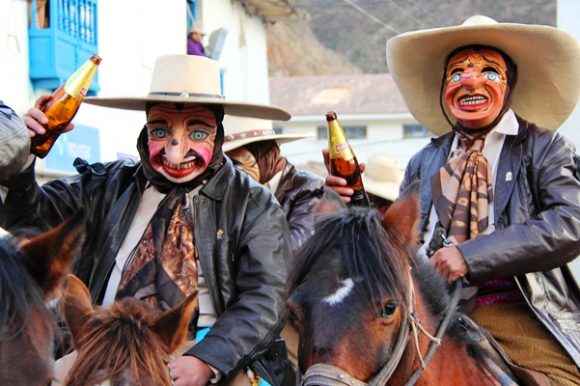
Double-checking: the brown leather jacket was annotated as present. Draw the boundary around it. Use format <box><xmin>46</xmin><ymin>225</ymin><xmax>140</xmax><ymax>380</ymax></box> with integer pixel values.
<box><xmin>400</xmin><ymin>116</ymin><xmax>580</xmax><ymax>367</ymax></box>
<box><xmin>274</xmin><ymin>163</ymin><xmax>324</xmax><ymax>254</ymax></box>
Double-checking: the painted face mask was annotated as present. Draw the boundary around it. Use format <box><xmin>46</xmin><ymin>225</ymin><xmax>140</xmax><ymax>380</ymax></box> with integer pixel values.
<box><xmin>226</xmin><ymin>147</ymin><xmax>261</xmax><ymax>182</ymax></box>
<box><xmin>146</xmin><ymin>103</ymin><xmax>217</xmax><ymax>184</ymax></box>
<box><xmin>444</xmin><ymin>47</ymin><xmax>508</xmax><ymax>129</ymax></box>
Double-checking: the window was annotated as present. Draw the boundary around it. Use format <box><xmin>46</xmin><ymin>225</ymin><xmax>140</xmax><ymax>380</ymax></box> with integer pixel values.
<box><xmin>28</xmin><ymin>0</ymin><xmax>99</xmax><ymax>94</ymax></box>
<box><xmin>317</xmin><ymin>125</ymin><xmax>366</xmax><ymax>140</ymax></box>
<box><xmin>403</xmin><ymin>124</ymin><xmax>429</xmax><ymax>138</ymax></box>
<box><xmin>273</xmin><ymin>127</ymin><xmax>283</xmax><ymax>134</ymax></box>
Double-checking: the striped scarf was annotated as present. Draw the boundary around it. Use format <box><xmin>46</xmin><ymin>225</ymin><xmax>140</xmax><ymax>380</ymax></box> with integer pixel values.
<box><xmin>431</xmin><ymin>129</ymin><xmax>493</xmax><ymax>312</ymax></box>
<box><xmin>431</xmin><ymin>129</ymin><xmax>493</xmax><ymax>244</ymax></box>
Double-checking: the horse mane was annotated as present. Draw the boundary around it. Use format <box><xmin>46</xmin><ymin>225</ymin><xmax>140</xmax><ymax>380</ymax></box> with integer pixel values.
<box><xmin>64</xmin><ymin>298</ymin><xmax>172</xmax><ymax>386</ymax></box>
<box><xmin>289</xmin><ymin>206</ymin><xmax>409</xmax><ymax>306</ymax></box>
<box><xmin>0</xmin><ymin>236</ymin><xmax>50</xmax><ymax>339</ymax></box>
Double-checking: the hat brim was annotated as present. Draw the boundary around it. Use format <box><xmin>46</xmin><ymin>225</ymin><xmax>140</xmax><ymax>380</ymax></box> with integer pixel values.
<box><xmin>386</xmin><ymin>22</ymin><xmax>580</xmax><ymax>135</ymax></box>
<box><xmin>84</xmin><ymin>96</ymin><xmax>291</xmax><ymax>121</ymax></box>
<box><xmin>223</xmin><ymin>133</ymin><xmax>310</xmax><ymax>152</ymax></box>
<box><xmin>363</xmin><ymin>179</ymin><xmax>400</xmax><ymax>202</ymax></box>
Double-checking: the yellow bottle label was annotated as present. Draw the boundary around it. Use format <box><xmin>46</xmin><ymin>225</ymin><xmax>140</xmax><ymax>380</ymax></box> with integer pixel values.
<box><xmin>328</xmin><ymin>119</ymin><xmax>354</xmax><ymax>161</ymax></box>
<box><xmin>63</xmin><ymin>60</ymin><xmax>98</xmax><ymax>100</ymax></box>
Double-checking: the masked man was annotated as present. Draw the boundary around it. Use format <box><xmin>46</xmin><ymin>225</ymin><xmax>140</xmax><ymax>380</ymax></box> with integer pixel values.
<box><xmin>328</xmin><ymin>15</ymin><xmax>580</xmax><ymax>385</ymax></box>
<box><xmin>223</xmin><ymin>115</ymin><xmax>324</xmax><ymax>255</ymax></box>
<box><xmin>0</xmin><ymin>55</ymin><xmax>293</xmax><ymax>386</ymax></box>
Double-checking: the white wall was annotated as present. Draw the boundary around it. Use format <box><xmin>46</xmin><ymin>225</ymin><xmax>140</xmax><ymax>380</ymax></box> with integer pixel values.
<box><xmin>0</xmin><ymin>1</ymin><xmax>32</xmax><ymax>114</ymax></box>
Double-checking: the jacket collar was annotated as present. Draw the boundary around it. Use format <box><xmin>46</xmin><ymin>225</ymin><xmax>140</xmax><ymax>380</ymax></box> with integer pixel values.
<box><xmin>199</xmin><ymin>157</ymin><xmax>234</xmax><ymax>201</ymax></box>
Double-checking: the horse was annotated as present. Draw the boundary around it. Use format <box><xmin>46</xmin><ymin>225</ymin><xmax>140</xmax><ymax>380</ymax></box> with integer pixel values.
<box><xmin>56</xmin><ymin>274</ymin><xmax>197</xmax><ymax>386</ymax></box>
<box><xmin>287</xmin><ymin>195</ymin><xmax>504</xmax><ymax>386</ymax></box>
<box><xmin>0</xmin><ymin>211</ymin><xmax>85</xmax><ymax>386</ymax></box>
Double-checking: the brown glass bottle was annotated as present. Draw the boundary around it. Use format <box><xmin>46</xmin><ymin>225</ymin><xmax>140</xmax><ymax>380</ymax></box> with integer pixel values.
<box><xmin>326</xmin><ymin>111</ymin><xmax>370</xmax><ymax>207</ymax></box>
<box><xmin>31</xmin><ymin>54</ymin><xmax>102</xmax><ymax>158</ymax></box>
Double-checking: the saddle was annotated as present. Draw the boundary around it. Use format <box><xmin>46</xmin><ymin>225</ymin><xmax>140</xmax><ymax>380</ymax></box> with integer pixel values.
<box><xmin>456</xmin><ymin>313</ymin><xmax>550</xmax><ymax>386</ymax></box>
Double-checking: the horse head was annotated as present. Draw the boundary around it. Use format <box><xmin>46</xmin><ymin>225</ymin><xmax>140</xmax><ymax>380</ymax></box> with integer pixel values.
<box><xmin>288</xmin><ymin>193</ymin><xmax>497</xmax><ymax>386</ymax></box>
<box><xmin>0</xmin><ymin>211</ymin><xmax>85</xmax><ymax>386</ymax></box>
<box><xmin>59</xmin><ymin>275</ymin><xmax>197</xmax><ymax>386</ymax></box>
<box><xmin>288</xmin><ymin>194</ymin><xmax>419</xmax><ymax>384</ymax></box>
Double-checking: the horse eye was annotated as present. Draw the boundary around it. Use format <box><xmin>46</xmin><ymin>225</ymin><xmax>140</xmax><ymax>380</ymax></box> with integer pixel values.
<box><xmin>378</xmin><ymin>301</ymin><xmax>398</xmax><ymax>318</ymax></box>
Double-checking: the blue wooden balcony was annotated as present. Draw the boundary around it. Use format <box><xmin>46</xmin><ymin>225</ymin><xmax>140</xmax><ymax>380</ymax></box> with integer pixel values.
<box><xmin>28</xmin><ymin>0</ymin><xmax>100</xmax><ymax>95</ymax></box>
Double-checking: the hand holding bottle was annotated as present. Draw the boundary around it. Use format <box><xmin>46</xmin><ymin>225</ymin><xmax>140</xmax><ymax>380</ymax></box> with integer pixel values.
<box><xmin>23</xmin><ymin>95</ymin><xmax>74</xmax><ymax>140</ymax></box>
<box><xmin>322</xmin><ymin>148</ymin><xmax>366</xmax><ymax>204</ymax></box>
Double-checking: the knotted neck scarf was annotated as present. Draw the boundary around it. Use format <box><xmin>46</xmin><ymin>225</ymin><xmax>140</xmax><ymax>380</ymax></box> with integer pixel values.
<box><xmin>116</xmin><ymin>105</ymin><xmax>224</xmax><ymax>316</ymax></box>
<box><xmin>431</xmin><ymin>127</ymin><xmax>494</xmax><ymax>244</ymax></box>
<box><xmin>430</xmin><ymin>126</ymin><xmax>494</xmax><ymax>313</ymax></box>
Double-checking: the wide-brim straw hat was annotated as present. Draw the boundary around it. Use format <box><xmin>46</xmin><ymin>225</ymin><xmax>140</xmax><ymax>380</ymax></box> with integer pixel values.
<box><xmin>85</xmin><ymin>55</ymin><xmax>290</xmax><ymax>121</ymax></box>
<box><xmin>386</xmin><ymin>15</ymin><xmax>580</xmax><ymax>136</ymax></box>
<box><xmin>222</xmin><ymin>115</ymin><xmax>309</xmax><ymax>152</ymax></box>
<box><xmin>362</xmin><ymin>154</ymin><xmax>403</xmax><ymax>202</ymax></box>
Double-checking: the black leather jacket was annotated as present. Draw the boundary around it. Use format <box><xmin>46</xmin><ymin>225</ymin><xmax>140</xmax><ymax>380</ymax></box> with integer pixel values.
<box><xmin>400</xmin><ymin>116</ymin><xmax>580</xmax><ymax>367</ymax></box>
<box><xmin>0</xmin><ymin>157</ymin><xmax>293</xmax><ymax>385</ymax></box>
<box><xmin>274</xmin><ymin>163</ymin><xmax>324</xmax><ymax>254</ymax></box>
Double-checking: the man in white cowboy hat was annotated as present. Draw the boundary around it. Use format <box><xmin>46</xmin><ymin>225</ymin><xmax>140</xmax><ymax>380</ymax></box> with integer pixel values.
<box><xmin>327</xmin><ymin>14</ymin><xmax>580</xmax><ymax>385</ymax></box>
<box><xmin>361</xmin><ymin>154</ymin><xmax>403</xmax><ymax>214</ymax></box>
<box><xmin>389</xmin><ymin>15</ymin><xmax>580</xmax><ymax>386</ymax></box>
<box><xmin>222</xmin><ymin>115</ymin><xmax>324</xmax><ymax>254</ymax></box>
<box><xmin>1</xmin><ymin>55</ymin><xmax>295</xmax><ymax>386</ymax></box>
<box><xmin>188</xmin><ymin>21</ymin><xmax>207</xmax><ymax>57</ymax></box>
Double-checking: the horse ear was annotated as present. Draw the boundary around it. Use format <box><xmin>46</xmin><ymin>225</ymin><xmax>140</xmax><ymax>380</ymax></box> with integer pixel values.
<box><xmin>151</xmin><ymin>291</ymin><xmax>198</xmax><ymax>353</ymax></box>
<box><xmin>20</xmin><ymin>209</ymin><xmax>85</xmax><ymax>296</ymax></box>
<box><xmin>381</xmin><ymin>194</ymin><xmax>420</xmax><ymax>253</ymax></box>
<box><xmin>61</xmin><ymin>274</ymin><xmax>94</xmax><ymax>349</ymax></box>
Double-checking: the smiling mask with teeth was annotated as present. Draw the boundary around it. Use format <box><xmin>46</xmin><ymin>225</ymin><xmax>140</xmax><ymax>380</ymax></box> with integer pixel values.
<box><xmin>146</xmin><ymin>103</ymin><xmax>218</xmax><ymax>184</ymax></box>
<box><xmin>444</xmin><ymin>47</ymin><xmax>509</xmax><ymax>130</ymax></box>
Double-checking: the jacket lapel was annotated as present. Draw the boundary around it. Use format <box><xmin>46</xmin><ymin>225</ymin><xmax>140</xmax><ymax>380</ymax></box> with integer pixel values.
<box><xmin>494</xmin><ymin>127</ymin><xmax>524</xmax><ymax>223</ymax></box>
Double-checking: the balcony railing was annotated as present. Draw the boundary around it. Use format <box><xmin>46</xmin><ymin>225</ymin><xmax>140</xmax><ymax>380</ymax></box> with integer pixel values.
<box><xmin>28</xmin><ymin>0</ymin><xmax>99</xmax><ymax>94</ymax></box>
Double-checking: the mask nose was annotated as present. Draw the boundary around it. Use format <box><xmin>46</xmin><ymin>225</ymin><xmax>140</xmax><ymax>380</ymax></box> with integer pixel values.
<box><xmin>460</xmin><ymin>68</ymin><xmax>483</xmax><ymax>89</ymax></box>
<box><xmin>165</xmin><ymin>135</ymin><xmax>187</xmax><ymax>165</ymax></box>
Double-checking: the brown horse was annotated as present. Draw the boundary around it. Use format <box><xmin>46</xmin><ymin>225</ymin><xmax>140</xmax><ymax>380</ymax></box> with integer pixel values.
<box><xmin>57</xmin><ymin>274</ymin><xmax>197</xmax><ymax>386</ymax></box>
<box><xmin>287</xmin><ymin>195</ymin><xmax>503</xmax><ymax>386</ymax></box>
<box><xmin>0</xmin><ymin>211</ymin><xmax>84</xmax><ymax>386</ymax></box>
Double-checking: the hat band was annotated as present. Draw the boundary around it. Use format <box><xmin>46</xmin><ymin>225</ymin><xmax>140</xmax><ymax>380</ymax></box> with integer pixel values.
<box><xmin>225</xmin><ymin>129</ymin><xmax>276</xmax><ymax>143</ymax></box>
<box><xmin>148</xmin><ymin>91</ymin><xmax>225</xmax><ymax>100</ymax></box>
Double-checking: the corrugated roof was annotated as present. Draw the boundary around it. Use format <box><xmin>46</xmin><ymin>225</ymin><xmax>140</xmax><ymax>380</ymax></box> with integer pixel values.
<box><xmin>269</xmin><ymin>73</ymin><xmax>409</xmax><ymax>117</ymax></box>
<box><xmin>238</xmin><ymin>0</ymin><xmax>308</xmax><ymax>21</ymax></box>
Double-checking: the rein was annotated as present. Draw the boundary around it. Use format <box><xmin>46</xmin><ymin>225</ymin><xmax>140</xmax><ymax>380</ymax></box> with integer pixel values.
<box><xmin>300</xmin><ymin>271</ymin><xmax>463</xmax><ymax>386</ymax></box>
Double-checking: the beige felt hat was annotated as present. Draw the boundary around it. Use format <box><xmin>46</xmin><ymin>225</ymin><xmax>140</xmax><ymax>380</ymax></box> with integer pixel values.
<box><xmin>362</xmin><ymin>154</ymin><xmax>403</xmax><ymax>202</ymax></box>
<box><xmin>222</xmin><ymin>115</ymin><xmax>309</xmax><ymax>152</ymax></box>
<box><xmin>85</xmin><ymin>55</ymin><xmax>290</xmax><ymax>121</ymax></box>
<box><xmin>386</xmin><ymin>15</ymin><xmax>580</xmax><ymax>136</ymax></box>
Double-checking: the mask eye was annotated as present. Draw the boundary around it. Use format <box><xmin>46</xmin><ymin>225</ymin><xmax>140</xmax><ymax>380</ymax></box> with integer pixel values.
<box><xmin>190</xmin><ymin>130</ymin><xmax>209</xmax><ymax>141</ymax></box>
<box><xmin>450</xmin><ymin>73</ymin><xmax>462</xmax><ymax>83</ymax></box>
<box><xmin>483</xmin><ymin>71</ymin><xmax>501</xmax><ymax>82</ymax></box>
<box><xmin>378</xmin><ymin>301</ymin><xmax>398</xmax><ymax>319</ymax></box>
<box><xmin>149</xmin><ymin>128</ymin><xmax>169</xmax><ymax>139</ymax></box>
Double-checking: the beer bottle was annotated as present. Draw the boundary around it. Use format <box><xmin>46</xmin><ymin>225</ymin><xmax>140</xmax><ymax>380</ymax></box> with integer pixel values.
<box><xmin>326</xmin><ymin>111</ymin><xmax>370</xmax><ymax>207</ymax></box>
<box><xmin>31</xmin><ymin>54</ymin><xmax>102</xmax><ymax>158</ymax></box>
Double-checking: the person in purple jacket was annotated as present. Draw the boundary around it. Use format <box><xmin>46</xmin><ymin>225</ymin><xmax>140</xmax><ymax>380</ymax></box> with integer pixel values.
<box><xmin>187</xmin><ymin>21</ymin><xmax>207</xmax><ymax>57</ymax></box>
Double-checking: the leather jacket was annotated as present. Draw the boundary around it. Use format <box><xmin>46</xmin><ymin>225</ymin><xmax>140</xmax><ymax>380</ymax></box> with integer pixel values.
<box><xmin>0</xmin><ymin>157</ymin><xmax>293</xmax><ymax>385</ymax></box>
<box><xmin>400</xmin><ymin>116</ymin><xmax>580</xmax><ymax>367</ymax></box>
<box><xmin>274</xmin><ymin>163</ymin><xmax>324</xmax><ymax>254</ymax></box>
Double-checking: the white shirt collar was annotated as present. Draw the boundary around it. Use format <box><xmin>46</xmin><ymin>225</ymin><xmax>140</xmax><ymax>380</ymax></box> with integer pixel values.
<box><xmin>492</xmin><ymin>109</ymin><xmax>518</xmax><ymax>136</ymax></box>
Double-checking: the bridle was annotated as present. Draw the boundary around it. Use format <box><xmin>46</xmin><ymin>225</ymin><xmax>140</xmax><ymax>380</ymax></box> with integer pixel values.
<box><xmin>300</xmin><ymin>270</ymin><xmax>463</xmax><ymax>386</ymax></box>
